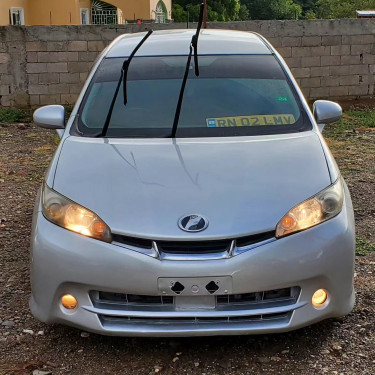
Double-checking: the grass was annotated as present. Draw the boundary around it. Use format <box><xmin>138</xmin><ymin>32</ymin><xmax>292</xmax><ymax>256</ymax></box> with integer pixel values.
<box><xmin>0</xmin><ymin>108</ymin><xmax>31</xmax><ymax>123</ymax></box>
<box><xmin>323</xmin><ymin>107</ymin><xmax>375</xmax><ymax>139</ymax></box>
<box><xmin>345</xmin><ymin>108</ymin><xmax>375</xmax><ymax>128</ymax></box>
<box><xmin>52</xmin><ymin>133</ymin><xmax>61</xmax><ymax>146</ymax></box>
<box><xmin>356</xmin><ymin>237</ymin><xmax>375</xmax><ymax>256</ymax></box>
<box><xmin>0</xmin><ymin>105</ymin><xmax>72</xmax><ymax>125</ymax></box>
<box><xmin>324</xmin><ymin>108</ymin><xmax>375</xmax><ymax>257</ymax></box>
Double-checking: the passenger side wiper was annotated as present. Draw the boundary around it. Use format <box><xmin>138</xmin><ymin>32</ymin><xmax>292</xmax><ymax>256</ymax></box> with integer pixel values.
<box><xmin>192</xmin><ymin>5</ymin><xmax>204</xmax><ymax>77</ymax></box>
<box><xmin>171</xmin><ymin>3</ymin><xmax>205</xmax><ymax>138</ymax></box>
<box><xmin>99</xmin><ymin>30</ymin><xmax>153</xmax><ymax>137</ymax></box>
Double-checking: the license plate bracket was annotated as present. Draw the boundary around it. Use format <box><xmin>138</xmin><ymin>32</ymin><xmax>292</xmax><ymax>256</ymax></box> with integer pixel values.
<box><xmin>158</xmin><ymin>276</ymin><xmax>233</xmax><ymax>296</ymax></box>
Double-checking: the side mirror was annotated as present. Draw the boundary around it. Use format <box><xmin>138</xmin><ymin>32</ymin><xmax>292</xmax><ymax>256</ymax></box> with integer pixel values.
<box><xmin>33</xmin><ymin>105</ymin><xmax>65</xmax><ymax>130</ymax></box>
<box><xmin>313</xmin><ymin>100</ymin><xmax>342</xmax><ymax>131</ymax></box>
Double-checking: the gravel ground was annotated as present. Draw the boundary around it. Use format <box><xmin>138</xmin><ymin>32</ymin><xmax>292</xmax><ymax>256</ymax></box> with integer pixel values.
<box><xmin>0</xmin><ymin>113</ymin><xmax>374</xmax><ymax>375</ymax></box>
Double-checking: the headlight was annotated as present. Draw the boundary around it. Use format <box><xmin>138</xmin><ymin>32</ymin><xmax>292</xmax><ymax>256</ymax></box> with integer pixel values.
<box><xmin>276</xmin><ymin>178</ymin><xmax>344</xmax><ymax>238</ymax></box>
<box><xmin>42</xmin><ymin>184</ymin><xmax>112</xmax><ymax>242</ymax></box>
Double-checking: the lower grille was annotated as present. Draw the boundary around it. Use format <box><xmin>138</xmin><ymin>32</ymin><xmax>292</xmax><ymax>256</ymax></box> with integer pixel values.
<box><xmin>90</xmin><ymin>291</ymin><xmax>174</xmax><ymax>307</ymax></box>
<box><xmin>217</xmin><ymin>287</ymin><xmax>295</xmax><ymax>305</ymax></box>
<box><xmin>91</xmin><ymin>287</ymin><xmax>299</xmax><ymax>309</ymax></box>
<box><xmin>99</xmin><ymin>311</ymin><xmax>292</xmax><ymax>327</ymax></box>
<box><xmin>89</xmin><ymin>287</ymin><xmax>300</xmax><ymax>331</ymax></box>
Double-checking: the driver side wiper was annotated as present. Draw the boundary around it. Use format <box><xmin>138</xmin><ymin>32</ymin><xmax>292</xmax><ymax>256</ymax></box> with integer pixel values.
<box><xmin>170</xmin><ymin>3</ymin><xmax>205</xmax><ymax>138</ymax></box>
<box><xmin>98</xmin><ymin>30</ymin><xmax>153</xmax><ymax>138</ymax></box>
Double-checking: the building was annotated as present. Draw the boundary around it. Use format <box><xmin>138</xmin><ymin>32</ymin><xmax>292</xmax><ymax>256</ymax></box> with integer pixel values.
<box><xmin>356</xmin><ymin>10</ymin><xmax>375</xmax><ymax>18</ymax></box>
<box><xmin>0</xmin><ymin>0</ymin><xmax>172</xmax><ymax>26</ymax></box>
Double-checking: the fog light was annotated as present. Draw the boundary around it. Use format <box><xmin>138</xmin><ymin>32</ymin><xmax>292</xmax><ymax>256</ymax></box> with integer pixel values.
<box><xmin>312</xmin><ymin>289</ymin><xmax>327</xmax><ymax>308</ymax></box>
<box><xmin>61</xmin><ymin>294</ymin><xmax>78</xmax><ymax>310</ymax></box>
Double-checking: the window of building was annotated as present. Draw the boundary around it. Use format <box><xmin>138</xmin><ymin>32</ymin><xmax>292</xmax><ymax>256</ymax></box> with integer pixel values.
<box><xmin>91</xmin><ymin>0</ymin><xmax>118</xmax><ymax>25</ymax></box>
<box><xmin>81</xmin><ymin>8</ymin><xmax>90</xmax><ymax>25</ymax></box>
<box><xmin>10</xmin><ymin>8</ymin><xmax>25</xmax><ymax>26</ymax></box>
<box><xmin>155</xmin><ymin>1</ymin><xmax>167</xmax><ymax>23</ymax></box>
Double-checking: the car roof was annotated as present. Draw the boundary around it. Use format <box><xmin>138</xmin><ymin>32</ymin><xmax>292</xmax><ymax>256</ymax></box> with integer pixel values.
<box><xmin>106</xmin><ymin>29</ymin><xmax>272</xmax><ymax>58</ymax></box>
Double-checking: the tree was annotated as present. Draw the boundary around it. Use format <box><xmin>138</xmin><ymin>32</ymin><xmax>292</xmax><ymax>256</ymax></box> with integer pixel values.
<box><xmin>294</xmin><ymin>0</ymin><xmax>318</xmax><ymax>15</ymax></box>
<box><xmin>242</xmin><ymin>0</ymin><xmax>302</xmax><ymax>19</ymax></box>
<box><xmin>316</xmin><ymin>0</ymin><xmax>375</xmax><ymax>18</ymax></box>
<box><xmin>238</xmin><ymin>4</ymin><xmax>250</xmax><ymax>20</ymax></box>
<box><xmin>304</xmin><ymin>9</ymin><xmax>317</xmax><ymax>18</ymax></box>
<box><xmin>270</xmin><ymin>0</ymin><xmax>302</xmax><ymax>19</ymax></box>
<box><xmin>173</xmin><ymin>0</ymin><xmax>241</xmax><ymax>21</ymax></box>
<box><xmin>174</xmin><ymin>0</ymin><xmax>308</xmax><ymax>21</ymax></box>
<box><xmin>172</xmin><ymin>4</ymin><xmax>188</xmax><ymax>22</ymax></box>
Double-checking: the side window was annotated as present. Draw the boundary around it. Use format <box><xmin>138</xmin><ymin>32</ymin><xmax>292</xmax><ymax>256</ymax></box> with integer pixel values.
<box><xmin>10</xmin><ymin>8</ymin><xmax>25</xmax><ymax>26</ymax></box>
<box><xmin>81</xmin><ymin>9</ymin><xmax>90</xmax><ymax>25</ymax></box>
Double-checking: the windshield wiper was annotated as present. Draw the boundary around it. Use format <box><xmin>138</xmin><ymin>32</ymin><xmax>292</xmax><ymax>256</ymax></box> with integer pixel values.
<box><xmin>99</xmin><ymin>29</ymin><xmax>153</xmax><ymax>137</ymax></box>
<box><xmin>171</xmin><ymin>3</ymin><xmax>205</xmax><ymax>138</ymax></box>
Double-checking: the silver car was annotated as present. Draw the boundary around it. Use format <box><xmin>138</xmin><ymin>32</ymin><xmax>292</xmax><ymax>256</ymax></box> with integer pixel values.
<box><xmin>30</xmin><ymin>29</ymin><xmax>355</xmax><ymax>337</ymax></box>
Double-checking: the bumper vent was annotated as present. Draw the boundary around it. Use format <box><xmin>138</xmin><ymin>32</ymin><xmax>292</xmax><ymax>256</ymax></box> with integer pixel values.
<box><xmin>89</xmin><ymin>287</ymin><xmax>300</xmax><ymax>331</ymax></box>
<box><xmin>91</xmin><ymin>291</ymin><xmax>173</xmax><ymax>307</ymax></box>
<box><xmin>99</xmin><ymin>311</ymin><xmax>292</xmax><ymax>326</ymax></box>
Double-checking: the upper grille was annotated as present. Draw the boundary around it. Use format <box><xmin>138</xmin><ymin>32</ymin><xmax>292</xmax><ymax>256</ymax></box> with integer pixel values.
<box><xmin>112</xmin><ymin>230</ymin><xmax>275</xmax><ymax>258</ymax></box>
<box><xmin>157</xmin><ymin>239</ymin><xmax>231</xmax><ymax>254</ymax></box>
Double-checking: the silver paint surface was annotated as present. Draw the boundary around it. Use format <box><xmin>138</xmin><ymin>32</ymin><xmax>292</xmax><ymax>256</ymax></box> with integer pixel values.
<box><xmin>52</xmin><ymin>133</ymin><xmax>330</xmax><ymax>240</ymax></box>
<box><xmin>30</xmin><ymin>29</ymin><xmax>355</xmax><ymax>336</ymax></box>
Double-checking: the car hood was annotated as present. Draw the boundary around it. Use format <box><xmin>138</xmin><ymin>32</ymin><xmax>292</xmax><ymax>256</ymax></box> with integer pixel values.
<box><xmin>53</xmin><ymin>132</ymin><xmax>330</xmax><ymax>240</ymax></box>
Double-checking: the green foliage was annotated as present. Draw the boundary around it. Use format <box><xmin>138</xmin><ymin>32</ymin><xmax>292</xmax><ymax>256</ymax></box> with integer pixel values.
<box><xmin>241</xmin><ymin>0</ymin><xmax>302</xmax><ymax>19</ymax></box>
<box><xmin>0</xmin><ymin>108</ymin><xmax>29</xmax><ymax>123</ymax></box>
<box><xmin>316</xmin><ymin>0</ymin><xmax>375</xmax><ymax>19</ymax></box>
<box><xmin>323</xmin><ymin>108</ymin><xmax>375</xmax><ymax>140</ymax></box>
<box><xmin>356</xmin><ymin>237</ymin><xmax>375</xmax><ymax>256</ymax></box>
<box><xmin>270</xmin><ymin>0</ymin><xmax>302</xmax><ymax>19</ymax></box>
<box><xmin>238</xmin><ymin>4</ymin><xmax>250</xmax><ymax>20</ymax></box>
<box><xmin>173</xmin><ymin>0</ymin><xmax>375</xmax><ymax>20</ymax></box>
<box><xmin>295</xmin><ymin>0</ymin><xmax>318</xmax><ymax>16</ymax></box>
<box><xmin>345</xmin><ymin>108</ymin><xmax>375</xmax><ymax>128</ymax></box>
<box><xmin>304</xmin><ymin>9</ymin><xmax>317</xmax><ymax>18</ymax></box>
<box><xmin>172</xmin><ymin>4</ymin><xmax>187</xmax><ymax>22</ymax></box>
<box><xmin>173</xmin><ymin>0</ymin><xmax>241</xmax><ymax>21</ymax></box>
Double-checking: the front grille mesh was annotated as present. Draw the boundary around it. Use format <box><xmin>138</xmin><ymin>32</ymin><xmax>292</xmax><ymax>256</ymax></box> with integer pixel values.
<box><xmin>93</xmin><ymin>287</ymin><xmax>298</xmax><ymax>308</ymax></box>
<box><xmin>157</xmin><ymin>240</ymin><xmax>232</xmax><ymax>254</ymax></box>
<box><xmin>217</xmin><ymin>287</ymin><xmax>293</xmax><ymax>305</ymax></box>
<box><xmin>90</xmin><ymin>287</ymin><xmax>299</xmax><ymax>329</ymax></box>
<box><xmin>92</xmin><ymin>291</ymin><xmax>173</xmax><ymax>306</ymax></box>
<box><xmin>111</xmin><ymin>231</ymin><xmax>275</xmax><ymax>255</ymax></box>
<box><xmin>99</xmin><ymin>311</ymin><xmax>292</xmax><ymax>326</ymax></box>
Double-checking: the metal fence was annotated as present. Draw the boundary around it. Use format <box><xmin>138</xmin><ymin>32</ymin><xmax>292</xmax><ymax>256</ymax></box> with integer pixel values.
<box><xmin>91</xmin><ymin>9</ymin><xmax>123</xmax><ymax>25</ymax></box>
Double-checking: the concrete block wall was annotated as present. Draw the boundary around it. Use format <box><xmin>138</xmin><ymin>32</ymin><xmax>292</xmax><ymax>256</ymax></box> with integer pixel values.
<box><xmin>0</xmin><ymin>19</ymin><xmax>374</xmax><ymax>108</ymax></box>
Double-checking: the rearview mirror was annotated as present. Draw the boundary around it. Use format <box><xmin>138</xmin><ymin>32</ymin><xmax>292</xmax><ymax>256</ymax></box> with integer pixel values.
<box><xmin>33</xmin><ymin>105</ymin><xmax>65</xmax><ymax>130</ymax></box>
<box><xmin>313</xmin><ymin>100</ymin><xmax>342</xmax><ymax>131</ymax></box>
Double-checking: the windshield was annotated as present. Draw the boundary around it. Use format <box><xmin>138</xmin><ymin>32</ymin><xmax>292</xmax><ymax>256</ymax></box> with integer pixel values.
<box><xmin>76</xmin><ymin>55</ymin><xmax>311</xmax><ymax>138</ymax></box>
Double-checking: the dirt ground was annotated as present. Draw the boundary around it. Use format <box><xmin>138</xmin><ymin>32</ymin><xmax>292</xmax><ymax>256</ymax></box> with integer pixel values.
<box><xmin>0</xmin><ymin>110</ymin><xmax>374</xmax><ymax>375</ymax></box>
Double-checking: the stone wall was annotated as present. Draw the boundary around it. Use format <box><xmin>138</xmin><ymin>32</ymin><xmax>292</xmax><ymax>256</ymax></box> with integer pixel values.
<box><xmin>0</xmin><ymin>19</ymin><xmax>374</xmax><ymax>108</ymax></box>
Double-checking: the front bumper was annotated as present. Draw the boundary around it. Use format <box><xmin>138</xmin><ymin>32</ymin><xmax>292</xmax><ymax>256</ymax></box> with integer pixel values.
<box><xmin>30</xmin><ymin>202</ymin><xmax>355</xmax><ymax>337</ymax></box>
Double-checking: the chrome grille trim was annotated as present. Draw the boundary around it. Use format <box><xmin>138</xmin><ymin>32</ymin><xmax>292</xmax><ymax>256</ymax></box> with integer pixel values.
<box><xmin>90</xmin><ymin>287</ymin><xmax>300</xmax><ymax>309</ymax></box>
<box><xmin>83</xmin><ymin>301</ymin><xmax>306</xmax><ymax>318</ymax></box>
<box><xmin>86</xmin><ymin>287</ymin><xmax>303</xmax><ymax>321</ymax></box>
<box><xmin>112</xmin><ymin>232</ymin><xmax>276</xmax><ymax>260</ymax></box>
<box><xmin>98</xmin><ymin>311</ymin><xmax>292</xmax><ymax>327</ymax></box>
<box><xmin>90</xmin><ymin>291</ymin><xmax>174</xmax><ymax>308</ymax></box>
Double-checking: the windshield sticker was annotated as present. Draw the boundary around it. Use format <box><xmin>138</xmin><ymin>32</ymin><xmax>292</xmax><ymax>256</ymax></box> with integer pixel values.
<box><xmin>276</xmin><ymin>96</ymin><xmax>290</xmax><ymax>102</ymax></box>
<box><xmin>206</xmin><ymin>114</ymin><xmax>296</xmax><ymax>128</ymax></box>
